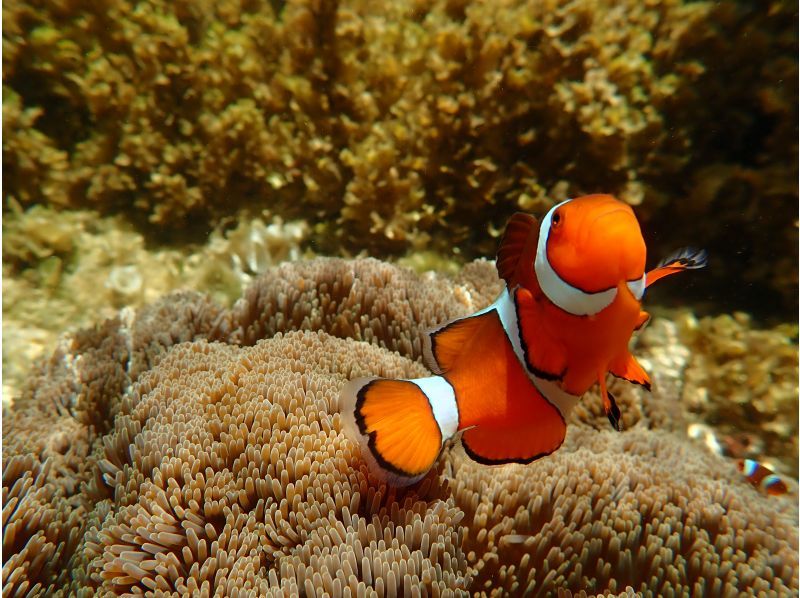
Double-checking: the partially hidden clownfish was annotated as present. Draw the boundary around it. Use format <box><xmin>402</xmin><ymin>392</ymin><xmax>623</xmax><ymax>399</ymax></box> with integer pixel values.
<box><xmin>341</xmin><ymin>194</ymin><xmax>707</xmax><ymax>486</ymax></box>
<box><xmin>737</xmin><ymin>459</ymin><xmax>789</xmax><ymax>496</ymax></box>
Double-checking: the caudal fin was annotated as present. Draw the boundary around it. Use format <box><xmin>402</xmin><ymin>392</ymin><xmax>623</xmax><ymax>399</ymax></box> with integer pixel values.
<box><xmin>339</xmin><ymin>376</ymin><xmax>459</xmax><ymax>486</ymax></box>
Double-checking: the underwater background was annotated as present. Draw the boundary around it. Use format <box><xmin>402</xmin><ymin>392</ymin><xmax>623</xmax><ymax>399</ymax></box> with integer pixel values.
<box><xmin>2</xmin><ymin>0</ymin><xmax>797</xmax><ymax>595</ymax></box>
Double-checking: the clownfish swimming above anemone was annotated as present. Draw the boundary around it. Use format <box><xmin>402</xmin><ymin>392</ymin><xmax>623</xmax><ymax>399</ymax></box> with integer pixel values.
<box><xmin>341</xmin><ymin>194</ymin><xmax>707</xmax><ymax>486</ymax></box>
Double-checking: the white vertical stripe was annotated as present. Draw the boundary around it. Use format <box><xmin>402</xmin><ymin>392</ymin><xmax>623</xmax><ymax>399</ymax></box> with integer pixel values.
<box><xmin>535</xmin><ymin>200</ymin><xmax>618</xmax><ymax>316</ymax></box>
<box><xmin>627</xmin><ymin>275</ymin><xmax>646</xmax><ymax>300</ymax></box>
<box><xmin>528</xmin><ymin>376</ymin><xmax>580</xmax><ymax>420</ymax></box>
<box><xmin>409</xmin><ymin>376</ymin><xmax>459</xmax><ymax>443</ymax></box>
<box><xmin>493</xmin><ymin>288</ymin><xmax>525</xmax><ymax>361</ymax></box>
<box><xmin>424</xmin><ymin>287</ymin><xmax>582</xmax><ymax>425</ymax></box>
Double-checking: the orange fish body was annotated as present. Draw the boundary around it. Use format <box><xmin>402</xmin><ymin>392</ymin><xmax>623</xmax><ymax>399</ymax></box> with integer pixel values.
<box><xmin>341</xmin><ymin>194</ymin><xmax>707</xmax><ymax>486</ymax></box>
<box><xmin>505</xmin><ymin>196</ymin><xmax>648</xmax><ymax>395</ymax></box>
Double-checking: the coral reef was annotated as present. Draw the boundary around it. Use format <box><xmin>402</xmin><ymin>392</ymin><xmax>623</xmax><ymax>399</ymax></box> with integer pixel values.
<box><xmin>679</xmin><ymin>311</ymin><xmax>799</xmax><ymax>477</ymax></box>
<box><xmin>450</xmin><ymin>427</ymin><xmax>797</xmax><ymax>595</ymax></box>
<box><xmin>3</xmin><ymin>258</ymin><xmax>797</xmax><ymax>596</ymax></box>
<box><xmin>3</xmin><ymin>0</ymin><xmax>797</xmax><ymax>312</ymax></box>
<box><xmin>2</xmin><ymin>205</ymin><xmax>309</xmax><ymax>405</ymax></box>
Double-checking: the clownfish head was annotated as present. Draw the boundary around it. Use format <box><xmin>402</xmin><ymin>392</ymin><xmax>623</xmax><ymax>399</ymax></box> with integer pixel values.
<box><xmin>534</xmin><ymin>194</ymin><xmax>646</xmax><ymax>316</ymax></box>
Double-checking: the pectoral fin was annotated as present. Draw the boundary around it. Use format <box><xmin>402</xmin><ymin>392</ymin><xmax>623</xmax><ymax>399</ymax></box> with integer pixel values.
<box><xmin>609</xmin><ymin>351</ymin><xmax>651</xmax><ymax>391</ymax></box>
<box><xmin>646</xmin><ymin>247</ymin><xmax>708</xmax><ymax>287</ymax></box>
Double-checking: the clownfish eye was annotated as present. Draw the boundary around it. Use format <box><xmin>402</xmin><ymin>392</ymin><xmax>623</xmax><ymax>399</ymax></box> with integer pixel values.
<box><xmin>552</xmin><ymin>211</ymin><xmax>562</xmax><ymax>226</ymax></box>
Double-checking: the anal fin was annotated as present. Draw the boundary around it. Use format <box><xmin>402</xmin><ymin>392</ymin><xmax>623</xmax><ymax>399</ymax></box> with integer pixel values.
<box><xmin>461</xmin><ymin>400</ymin><xmax>566</xmax><ymax>465</ymax></box>
<box><xmin>455</xmin><ymin>347</ymin><xmax>568</xmax><ymax>465</ymax></box>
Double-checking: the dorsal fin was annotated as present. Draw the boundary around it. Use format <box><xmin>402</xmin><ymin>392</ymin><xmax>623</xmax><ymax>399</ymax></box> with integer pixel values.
<box><xmin>423</xmin><ymin>311</ymin><xmax>496</xmax><ymax>375</ymax></box>
<box><xmin>496</xmin><ymin>213</ymin><xmax>538</xmax><ymax>288</ymax></box>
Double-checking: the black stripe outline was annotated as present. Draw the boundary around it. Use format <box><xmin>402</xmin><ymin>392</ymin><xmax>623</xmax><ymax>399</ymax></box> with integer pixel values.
<box><xmin>609</xmin><ymin>370</ymin><xmax>651</xmax><ymax>392</ymax></box>
<box><xmin>492</xmin><ymin>303</ymin><xmax>570</xmax><ymax>433</ymax></box>
<box><xmin>462</xmin><ymin>434</ymin><xmax>564</xmax><ymax>466</ymax></box>
<box><xmin>459</xmin><ymin>306</ymin><xmax>569</xmax><ymax>466</ymax></box>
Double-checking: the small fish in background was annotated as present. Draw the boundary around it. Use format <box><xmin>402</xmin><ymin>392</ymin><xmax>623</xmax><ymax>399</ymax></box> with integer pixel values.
<box><xmin>341</xmin><ymin>194</ymin><xmax>708</xmax><ymax>486</ymax></box>
<box><xmin>737</xmin><ymin>459</ymin><xmax>789</xmax><ymax>496</ymax></box>
<box><xmin>720</xmin><ymin>431</ymin><xmax>765</xmax><ymax>460</ymax></box>
<box><xmin>687</xmin><ymin>422</ymin><xmax>724</xmax><ymax>456</ymax></box>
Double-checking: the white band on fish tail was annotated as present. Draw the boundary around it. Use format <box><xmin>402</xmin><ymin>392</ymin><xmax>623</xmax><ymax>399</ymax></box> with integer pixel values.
<box><xmin>409</xmin><ymin>376</ymin><xmax>459</xmax><ymax>443</ymax></box>
<box><xmin>535</xmin><ymin>200</ymin><xmax>618</xmax><ymax>316</ymax></box>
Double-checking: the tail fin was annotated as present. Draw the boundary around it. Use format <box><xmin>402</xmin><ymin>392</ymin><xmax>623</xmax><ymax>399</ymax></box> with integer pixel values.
<box><xmin>339</xmin><ymin>376</ymin><xmax>459</xmax><ymax>486</ymax></box>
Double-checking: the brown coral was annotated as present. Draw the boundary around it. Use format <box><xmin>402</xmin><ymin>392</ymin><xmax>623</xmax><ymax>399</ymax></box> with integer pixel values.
<box><xmin>2</xmin><ymin>456</ymin><xmax>86</xmax><ymax>596</ymax></box>
<box><xmin>679</xmin><ymin>312</ymin><xmax>799</xmax><ymax>476</ymax></box>
<box><xmin>451</xmin><ymin>427</ymin><xmax>797</xmax><ymax>595</ymax></box>
<box><xmin>83</xmin><ymin>333</ymin><xmax>467</xmax><ymax>595</ymax></box>
<box><xmin>217</xmin><ymin>257</ymin><xmax>503</xmax><ymax>359</ymax></box>
<box><xmin>3</xmin><ymin>258</ymin><xmax>797</xmax><ymax>595</ymax></box>
<box><xmin>3</xmin><ymin>0</ymin><xmax>796</xmax><ymax>312</ymax></box>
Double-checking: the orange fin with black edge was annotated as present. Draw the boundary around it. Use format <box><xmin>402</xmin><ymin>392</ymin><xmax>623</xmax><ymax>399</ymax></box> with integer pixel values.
<box><xmin>423</xmin><ymin>312</ymin><xmax>495</xmax><ymax>375</ymax></box>
<box><xmin>609</xmin><ymin>351</ymin><xmax>651</xmax><ymax>391</ymax></box>
<box><xmin>514</xmin><ymin>286</ymin><xmax>567</xmax><ymax>380</ymax></box>
<box><xmin>340</xmin><ymin>377</ymin><xmax>455</xmax><ymax>486</ymax></box>
<box><xmin>646</xmin><ymin>247</ymin><xmax>708</xmax><ymax>287</ymax></box>
<box><xmin>460</xmin><ymin>379</ymin><xmax>567</xmax><ymax>465</ymax></box>
<box><xmin>598</xmin><ymin>374</ymin><xmax>622</xmax><ymax>432</ymax></box>
<box><xmin>496</xmin><ymin>212</ymin><xmax>539</xmax><ymax>289</ymax></box>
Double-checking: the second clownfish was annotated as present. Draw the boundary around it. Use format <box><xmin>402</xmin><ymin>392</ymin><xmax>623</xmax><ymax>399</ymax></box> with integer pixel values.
<box><xmin>341</xmin><ymin>194</ymin><xmax>707</xmax><ymax>486</ymax></box>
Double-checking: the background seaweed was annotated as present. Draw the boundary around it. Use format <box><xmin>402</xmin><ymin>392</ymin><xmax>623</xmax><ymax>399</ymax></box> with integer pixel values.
<box><xmin>3</xmin><ymin>0</ymin><xmax>797</xmax><ymax>316</ymax></box>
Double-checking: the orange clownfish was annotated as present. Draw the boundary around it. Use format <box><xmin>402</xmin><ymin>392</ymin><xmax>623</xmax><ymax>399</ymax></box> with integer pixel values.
<box><xmin>737</xmin><ymin>459</ymin><xmax>789</xmax><ymax>496</ymax></box>
<box><xmin>341</xmin><ymin>194</ymin><xmax>707</xmax><ymax>486</ymax></box>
